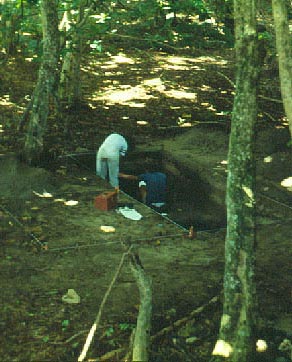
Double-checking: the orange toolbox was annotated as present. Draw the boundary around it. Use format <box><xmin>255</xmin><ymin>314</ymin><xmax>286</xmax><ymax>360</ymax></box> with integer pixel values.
<box><xmin>94</xmin><ymin>191</ymin><xmax>117</xmax><ymax>211</ymax></box>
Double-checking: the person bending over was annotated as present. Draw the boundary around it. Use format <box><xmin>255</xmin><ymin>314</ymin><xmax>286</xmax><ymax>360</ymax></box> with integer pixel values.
<box><xmin>119</xmin><ymin>167</ymin><xmax>167</xmax><ymax>210</ymax></box>
<box><xmin>96</xmin><ymin>133</ymin><xmax>128</xmax><ymax>190</ymax></box>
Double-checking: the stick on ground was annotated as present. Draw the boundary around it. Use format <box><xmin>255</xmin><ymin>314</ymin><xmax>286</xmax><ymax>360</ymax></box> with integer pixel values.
<box><xmin>130</xmin><ymin>253</ymin><xmax>152</xmax><ymax>362</ymax></box>
<box><xmin>78</xmin><ymin>245</ymin><xmax>133</xmax><ymax>362</ymax></box>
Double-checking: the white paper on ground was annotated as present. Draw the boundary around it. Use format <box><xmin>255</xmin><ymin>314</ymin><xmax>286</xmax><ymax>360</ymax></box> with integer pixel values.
<box><xmin>117</xmin><ymin>207</ymin><xmax>142</xmax><ymax>221</ymax></box>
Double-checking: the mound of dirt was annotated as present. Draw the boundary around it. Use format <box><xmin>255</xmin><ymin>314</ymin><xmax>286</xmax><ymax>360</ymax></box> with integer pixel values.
<box><xmin>0</xmin><ymin>154</ymin><xmax>56</xmax><ymax>207</ymax></box>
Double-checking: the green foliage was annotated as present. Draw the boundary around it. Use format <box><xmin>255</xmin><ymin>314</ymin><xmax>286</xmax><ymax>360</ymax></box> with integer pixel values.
<box><xmin>26</xmin><ymin>0</ymin><xmax>39</xmax><ymax>5</ymax></box>
<box><xmin>0</xmin><ymin>0</ymin><xmax>236</xmax><ymax>58</ymax></box>
<box><xmin>0</xmin><ymin>0</ymin><xmax>41</xmax><ymax>55</ymax></box>
<box><xmin>205</xmin><ymin>0</ymin><xmax>233</xmax><ymax>21</ymax></box>
<box><xmin>174</xmin><ymin>21</ymin><xmax>227</xmax><ymax>48</ymax></box>
<box><xmin>136</xmin><ymin>0</ymin><xmax>163</xmax><ymax>18</ymax></box>
<box><xmin>170</xmin><ymin>0</ymin><xmax>211</xmax><ymax>19</ymax></box>
<box><xmin>105</xmin><ymin>326</ymin><xmax>114</xmax><ymax>337</ymax></box>
<box><xmin>104</xmin><ymin>323</ymin><xmax>135</xmax><ymax>339</ymax></box>
<box><xmin>118</xmin><ymin>322</ymin><xmax>135</xmax><ymax>331</ymax></box>
<box><xmin>101</xmin><ymin>0</ymin><xmax>228</xmax><ymax>49</ymax></box>
<box><xmin>258</xmin><ymin>31</ymin><xmax>272</xmax><ymax>41</ymax></box>
<box><xmin>61</xmin><ymin>319</ymin><xmax>70</xmax><ymax>328</ymax></box>
<box><xmin>89</xmin><ymin>40</ymin><xmax>103</xmax><ymax>53</ymax></box>
<box><xmin>61</xmin><ymin>319</ymin><xmax>70</xmax><ymax>332</ymax></box>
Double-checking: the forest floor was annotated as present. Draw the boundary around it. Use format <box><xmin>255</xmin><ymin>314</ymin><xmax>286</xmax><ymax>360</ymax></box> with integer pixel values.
<box><xmin>1</xmin><ymin>45</ymin><xmax>292</xmax><ymax>362</ymax></box>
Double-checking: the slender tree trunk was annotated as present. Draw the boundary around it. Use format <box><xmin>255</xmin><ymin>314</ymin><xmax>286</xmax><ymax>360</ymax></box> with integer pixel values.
<box><xmin>59</xmin><ymin>32</ymin><xmax>83</xmax><ymax>106</ymax></box>
<box><xmin>272</xmin><ymin>0</ymin><xmax>292</xmax><ymax>138</ymax></box>
<box><xmin>211</xmin><ymin>1</ymin><xmax>259</xmax><ymax>361</ymax></box>
<box><xmin>59</xmin><ymin>0</ymin><xmax>88</xmax><ymax>107</ymax></box>
<box><xmin>59</xmin><ymin>3</ymin><xmax>74</xmax><ymax>103</ymax></box>
<box><xmin>0</xmin><ymin>2</ymin><xmax>19</xmax><ymax>55</ymax></box>
<box><xmin>23</xmin><ymin>0</ymin><xmax>59</xmax><ymax>164</ymax></box>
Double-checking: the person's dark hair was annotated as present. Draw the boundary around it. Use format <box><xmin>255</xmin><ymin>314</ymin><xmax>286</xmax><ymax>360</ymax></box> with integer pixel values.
<box><xmin>145</xmin><ymin>158</ymin><xmax>159</xmax><ymax>173</ymax></box>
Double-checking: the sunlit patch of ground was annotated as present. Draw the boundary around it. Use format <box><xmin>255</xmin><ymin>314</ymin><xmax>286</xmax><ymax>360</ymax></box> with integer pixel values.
<box><xmin>155</xmin><ymin>54</ymin><xmax>229</xmax><ymax>66</ymax></box>
<box><xmin>80</xmin><ymin>51</ymin><xmax>232</xmax><ymax>122</ymax></box>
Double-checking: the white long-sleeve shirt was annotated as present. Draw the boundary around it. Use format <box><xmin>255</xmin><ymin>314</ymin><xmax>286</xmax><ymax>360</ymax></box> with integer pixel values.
<box><xmin>97</xmin><ymin>133</ymin><xmax>128</xmax><ymax>159</ymax></box>
<box><xmin>96</xmin><ymin>133</ymin><xmax>128</xmax><ymax>187</ymax></box>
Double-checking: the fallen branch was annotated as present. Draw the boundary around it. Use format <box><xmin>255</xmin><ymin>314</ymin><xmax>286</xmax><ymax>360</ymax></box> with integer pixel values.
<box><xmin>262</xmin><ymin>111</ymin><xmax>279</xmax><ymax>123</ymax></box>
<box><xmin>129</xmin><ymin>253</ymin><xmax>152</xmax><ymax>362</ymax></box>
<box><xmin>217</xmin><ymin>71</ymin><xmax>283</xmax><ymax>104</ymax></box>
<box><xmin>258</xmin><ymin>94</ymin><xmax>283</xmax><ymax>103</ymax></box>
<box><xmin>49</xmin><ymin>329</ymin><xmax>87</xmax><ymax>345</ymax></box>
<box><xmin>98</xmin><ymin>347</ymin><xmax>125</xmax><ymax>361</ymax></box>
<box><xmin>96</xmin><ymin>293</ymin><xmax>221</xmax><ymax>361</ymax></box>
<box><xmin>96</xmin><ymin>333</ymin><xmax>135</xmax><ymax>362</ymax></box>
<box><xmin>95</xmin><ymin>248</ymin><xmax>153</xmax><ymax>362</ymax></box>
<box><xmin>78</xmin><ymin>245</ymin><xmax>133</xmax><ymax>362</ymax></box>
<box><xmin>151</xmin><ymin>294</ymin><xmax>221</xmax><ymax>342</ymax></box>
<box><xmin>216</xmin><ymin>71</ymin><xmax>235</xmax><ymax>88</ymax></box>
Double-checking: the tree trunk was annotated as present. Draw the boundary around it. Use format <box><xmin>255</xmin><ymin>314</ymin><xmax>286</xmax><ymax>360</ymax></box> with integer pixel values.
<box><xmin>59</xmin><ymin>3</ymin><xmax>74</xmax><ymax>103</ymax></box>
<box><xmin>211</xmin><ymin>1</ymin><xmax>259</xmax><ymax>361</ymax></box>
<box><xmin>0</xmin><ymin>2</ymin><xmax>19</xmax><ymax>55</ymax></box>
<box><xmin>272</xmin><ymin>0</ymin><xmax>292</xmax><ymax>139</ymax></box>
<box><xmin>59</xmin><ymin>0</ymin><xmax>88</xmax><ymax>107</ymax></box>
<box><xmin>59</xmin><ymin>33</ymin><xmax>83</xmax><ymax>106</ymax></box>
<box><xmin>23</xmin><ymin>0</ymin><xmax>59</xmax><ymax>164</ymax></box>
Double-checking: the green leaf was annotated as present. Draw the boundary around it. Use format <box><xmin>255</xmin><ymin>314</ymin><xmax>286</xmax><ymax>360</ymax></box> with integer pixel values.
<box><xmin>42</xmin><ymin>336</ymin><xmax>49</xmax><ymax>343</ymax></box>
<box><xmin>105</xmin><ymin>326</ymin><xmax>114</xmax><ymax>337</ymax></box>
<box><xmin>119</xmin><ymin>323</ymin><xmax>130</xmax><ymax>331</ymax></box>
<box><xmin>119</xmin><ymin>323</ymin><xmax>135</xmax><ymax>331</ymax></box>
<box><xmin>47</xmin><ymin>290</ymin><xmax>58</xmax><ymax>295</ymax></box>
<box><xmin>90</xmin><ymin>40</ymin><xmax>102</xmax><ymax>53</ymax></box>
<box><xmin>61</xmin><ymin>319</ymin><xmax>70</xmax><ymax>328</ymax></box>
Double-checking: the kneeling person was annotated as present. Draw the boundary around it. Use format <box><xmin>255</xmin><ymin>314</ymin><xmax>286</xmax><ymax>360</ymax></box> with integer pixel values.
<box><xmin>138</xmin><ymin>172</ymin><xmax>166</xmax><ymax>209</ymax></box>
<box><xmin>119</xmin><ymin>168</ymin><xmax>167</xmax><ymax>210</ymax></box>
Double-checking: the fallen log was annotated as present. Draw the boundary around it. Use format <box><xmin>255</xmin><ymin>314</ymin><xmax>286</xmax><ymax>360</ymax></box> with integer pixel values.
<box><xmin>130</xmin><ymin>252</ymin><xmax>152</xmax><ymax>362</ymax></box>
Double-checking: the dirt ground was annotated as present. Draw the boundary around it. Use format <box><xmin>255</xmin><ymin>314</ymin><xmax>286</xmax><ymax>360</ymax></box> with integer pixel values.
<box><xmin>1</xmin><ymin>48</ymin><xmax>292</xmax><ymax>362</ymax></box>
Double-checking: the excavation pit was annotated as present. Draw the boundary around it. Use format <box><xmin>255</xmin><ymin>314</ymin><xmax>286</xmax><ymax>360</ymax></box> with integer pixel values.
<box><xmin>59</xmin><ymin>149</ymin><xmax>227</xmax><ymax>231</ymax></box>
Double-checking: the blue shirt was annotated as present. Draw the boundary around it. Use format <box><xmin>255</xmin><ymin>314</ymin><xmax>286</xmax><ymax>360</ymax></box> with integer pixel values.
<box><xmin>138</xmin><ymin>172</ymin><xmax>167</xmax><ymax>205</ymax></box>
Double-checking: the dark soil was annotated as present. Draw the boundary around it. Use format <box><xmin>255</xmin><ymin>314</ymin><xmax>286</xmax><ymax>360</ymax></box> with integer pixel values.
<box><xmin>0</xmin><ymin>47</ymin><xmax>292</xmax><ymax>362</ymax></box>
